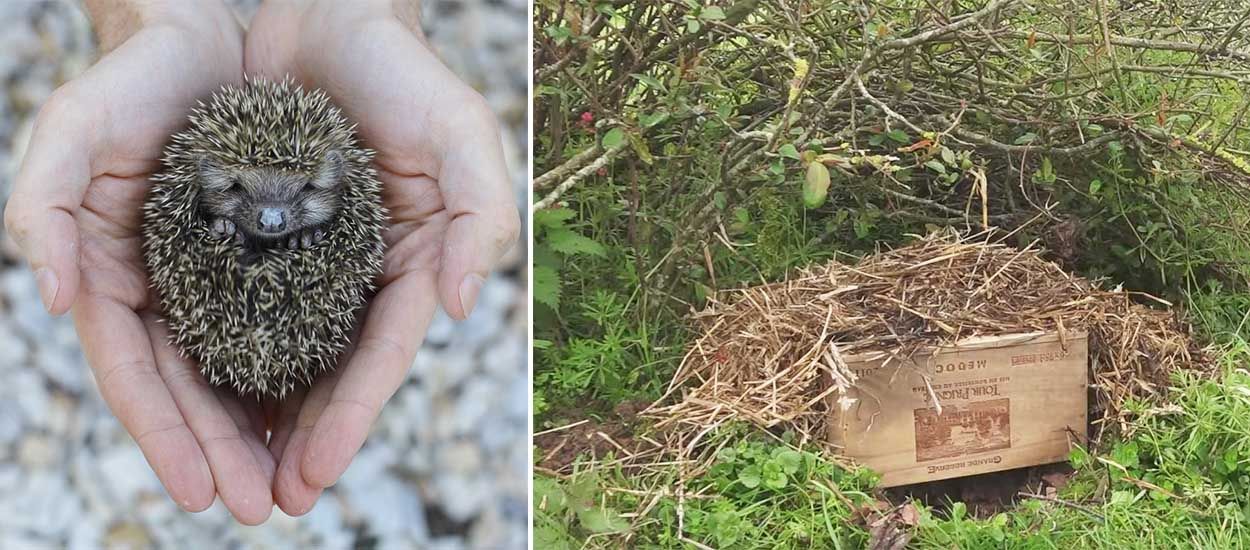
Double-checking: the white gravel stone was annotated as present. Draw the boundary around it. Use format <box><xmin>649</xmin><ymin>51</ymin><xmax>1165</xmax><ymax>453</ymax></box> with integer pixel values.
<box><xmin>0</xmin><ymin>470</ymin><xmax>83</xmax><ymax>538</ymax></box>
<box><xmin>0</xmin><ymin>402</ymin><xmax>24</xmax><ymax>448</ymax></box>
<box><xmin>437</xmin><ymin>440</ymin><xmax>483</xmax><ymax>476</ymax></box>
<box><xmin>0</xmin><ymin>1</ymin><xmax>527</xmax><ymax>546</ymax></box>
<box><xmin>482</xmin><ymin>332</ymin><xmax>526</xmax><ymax>381</ymax></box>
<box><xmin>425</xmin><ymin>309</ymin><xmax>457</xmax><ymax>346</ymax></box>
<box><xmin>433</xmin><ymin>473</ymin><xmax>491</xmax><ymax>523</ymax></box>
<box><xmin>67</xmin><ymin>516</ymin><xmax>105</xmax><ymax>550</ymax></box>
<box><xmin>2</xmin><ymin>270</ymin><xmax>55</xmax><ymax>339</ymax></box>
<box><xmin>348</xmin><ymin>475</ymin><xmax>430</xmax><ymax>543</ymax></box>
<box><xmin>453</xmin><ymin>377</ymin><xmax>500</xmax><ymax>435</ymax></box>
<box><xmin>0</xmin><ymin>532</ymin><xmax>57</xmax><ymax>550</ymax></box>
<box><xmin>0</xmin><ymin>321</ymin><xmax>30</xmax><ymax>368</ymax></box>
<box><xmin>36</xmin><ymin>344</ymin><xmax>88</xmax><ymax>393</ymax></box>
<box><xmin>301</xmin><ymin>494</ymin><xmax>354</xmax><ymax>550</ymax></box>
<box><xmin>10</xmin><ymin>369</ymin><xmax>48</xmax><ymax>429</ymax></box>
<box><xmin>97</xmin><ymin>446</ymin><xmax>163</xmax><ymax>503</ymax></box>
<box><xmin>17</xmin><ymin>433</ymin><xmax>61</xmax><ymax>468</ymax></box>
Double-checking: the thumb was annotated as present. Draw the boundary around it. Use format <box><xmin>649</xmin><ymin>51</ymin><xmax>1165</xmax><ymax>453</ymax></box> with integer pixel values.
<box><xmin>3</xmin><ymin>91</ymin><xmax>92</xmax><ymax>315</ymax></box>
<box><xmin>435</xmin><ymin>110</ymin><xmax>521</xmax><ymax>320</ymax></box>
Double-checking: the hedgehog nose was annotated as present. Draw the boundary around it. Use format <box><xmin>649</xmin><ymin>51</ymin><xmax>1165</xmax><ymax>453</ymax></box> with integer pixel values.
<box><xmin>258</xmin><ymin>208</ymin><xmax>287</xmax><ymax>233</ymax></box>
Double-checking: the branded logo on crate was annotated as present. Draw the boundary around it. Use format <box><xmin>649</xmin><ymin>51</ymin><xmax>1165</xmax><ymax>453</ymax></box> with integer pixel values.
<box><xmin>913</xmin><ymin>398</ymin><xmax>1011</xmax><ymax>462</ymax></box>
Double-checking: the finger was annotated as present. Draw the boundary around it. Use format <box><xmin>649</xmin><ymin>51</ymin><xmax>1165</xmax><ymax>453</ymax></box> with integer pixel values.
<box><xmin>242</xmin><ymin>2</ymin><xmax>300</xmax><ymax>80</ymax></box>
<box><xmin>289</xmin><ymin>20</ymin><xmax>519</xmax><ymax>319</ymax></box>
<box><xmin>265</xmin><ymin>389</ymin><xmax>304</xmax><ymax>465</ymax></box>
<box><xmin>215</xmin><ymin>390</ymin><xmax>277</xmax><ymax>491</ymax></box>
<box><xmin>73</xmin><ymin>296</ymin><xmax>214</xmax><ymax>512</ymax></box>
<box><xmin>434</xmin><ymin>126</ymin><xmax>521</xmax><ymax>320</ymax></box>
<box><xmin>273</xmin><ymin>382</ymin><xmax>333</xmax><ymax>516</ymax></box>
<box><xmin>4</xmin><ymin>90</ymin><xmax>94</xmax><ymax>315</ymax></box>
<box><xmin>144</xmin><ymin>315</ymin><xmax>273</xmax><ymax>525</ymax></box>
<box><xmin>300</xmin><ymin>270</ymin><xmax>437</xmax><ymax>488</ymax></box>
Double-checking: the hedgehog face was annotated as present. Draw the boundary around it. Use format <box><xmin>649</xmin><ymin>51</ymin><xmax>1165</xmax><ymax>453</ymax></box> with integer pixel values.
<box><xmin>198</xmin><ymin>151</ymin><xmax>345</xmax><ymax>245</ymax></box>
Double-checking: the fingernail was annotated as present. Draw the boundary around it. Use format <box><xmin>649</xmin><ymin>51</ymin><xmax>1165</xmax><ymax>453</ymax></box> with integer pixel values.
<box><xmin>35</xmin><ymin>268</ymin><xmax>58</xmax><ymax>311</ymax></box>
<box><xmin>458</xmin><ymin>274</ymin><xmax>485</xmax><ymax>318</ymax></box>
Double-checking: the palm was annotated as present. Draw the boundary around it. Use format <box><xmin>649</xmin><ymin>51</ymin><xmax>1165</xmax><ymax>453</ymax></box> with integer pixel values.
<box><xmin>244</xmin><ymin>3</ymin><xmax>517</xmax><ymax>515</ymax></box>
<box><xmin>4</xmin><ymin>21</ymin><xmax>284</xmax><ymax>524</ymax></box>
<box><xmin>9</xmin><ymin>2</ymin><xmax>516</xmax><ymax>524</ymax></box>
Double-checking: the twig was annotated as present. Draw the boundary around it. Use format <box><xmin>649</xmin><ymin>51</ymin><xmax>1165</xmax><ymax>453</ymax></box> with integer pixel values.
<box><xmin>534</xmin><ymin>140</ymin><xmax>630</xmax><ymax>210</ymax></box>
<box><xmin>534</xmin><ymin>145</ymin><xmax>604</xmax><ymax>191</ymax></box>
<box><xmin>991</xmin><ymin>30</ymin><xmax>1250</xmax><ymax>62</ymax></box>
<box><xmin>1018</xmin><ymin>492</ymin><xmax>1106</xmax><ymax>522</ymax></box>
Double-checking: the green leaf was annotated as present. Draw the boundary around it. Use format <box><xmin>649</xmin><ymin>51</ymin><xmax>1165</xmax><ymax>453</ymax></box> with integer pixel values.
<box><xmin>686</xmin><ymin>18</ymin><xmax>700</xmax><ymax>33</ymax></box>
<box><xmin>940</xmin><ymin>146</ymin><xmax>957</xmax><ymax>166</ymax></box>
<box><xmin>778</xmin><ymin>143</ymin><xmax>801</xmax><ymax>160</ymax></box>
<box><xmin>533</xmin><ymin>265</ymin><xmax>561</xmax><ymax>310</ymax></box>
<box><xmin>775</xmin><ymin>450</ymin><xmax>802</xmax><ymax>475</ymax></box>
<box><xmin>924</xmin><ymin>159</ymin><xmax>947</xmax><ymax>174</ymax></box>
<box><xmin>602</xmin><ymin>128</ymin><xmax>626</xmax><ymax>149</ymax></box>
<box><xmin>700</xmin><ymin>6</ymin><xmax>726</xmax><ymax>20</ymax></box>
<box><xmin>739</xmin><ymin>464</ymin><xmax>762</xmax><ymax>488</ymax></box>
<box><xmin>802</xmin><ymin>162</ymin><xmax>831</xmax><ymax>208</ymax></box>
<box><xmin>640</xmin><ymin>111</ymin><xmax>669</xmax><ymax>128</ymax></box>
<box><xmin>534</xmin><ymin>477</ymin><xmax>569</xmax><ymax>514</ymax></box>
<box><xmin>533</xmin><ymin>207</ymin><xmax>577</xmax><ymax>230</ymax></box>
<box><xmin>546</xmin><ymin>227</ymin><xmax>606</xmax><ymax>257</ymax></box>
<box><xmin>1111</xmin><ymin>441</ymin><xmax>1140</xmax><ymax>470</ymax></box>
<box><xmin>578</xmin><ymin>507</ymin><xmax>631</xmax><ymax>534</ymax></box>
<box><xmin>1013</xmin><ymin>132</ymin><xmax>1038</xmax><ymax>145</ymax></box>
<box><xmin>544</xmin><ymin>24</ymin><xmax>572</xmax><ymax>45</ymax></box>
<box><xmin>762</xmin><ymin>462</ymin><xmax>788</xmax><ymax>489</ymax></box>
<box><xmin>630</xmin><ymin>73</ymin><xmax>665</xmax><ymax>92</ymax></box>
<box><xmin>566</xmin><ymin>472</ymin><xmax>600</xmax><ymax>510</ymax></box>
<box><xmin>885</xmin><ymin>129</ymin><xmax>909</xmax><ymax>143</ymax></box>
<box><xmin>628</xmin><ymin>131</ymin><xmax>654</xmax><ymax>165</ymax></box>
<box><xmin>733</xmin><ymin>207</ymin><xmax>750</xmax><ymax>225</ymax></box>
<box><xmin>534</xmin><ymin>525</ymin><xmax>576</xmax><ymax>550</ymax></box>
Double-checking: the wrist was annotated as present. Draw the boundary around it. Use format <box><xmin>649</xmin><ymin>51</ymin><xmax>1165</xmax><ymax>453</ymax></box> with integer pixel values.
<box><xmin>84</xmin><ymin>0</ymin><xmax>239</xmax><ymax>53</ymax></box>
<box><xmin>260</xmin><ymin>0</ymin><xmax>422</xmax><ymax>34</ymax></box>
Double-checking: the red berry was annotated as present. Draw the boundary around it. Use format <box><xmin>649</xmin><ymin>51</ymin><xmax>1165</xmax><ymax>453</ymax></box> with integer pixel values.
<box><xmin>581</xmin><ymin>111</ymin><xmax>594</xmax><ymax>123</ymax></box>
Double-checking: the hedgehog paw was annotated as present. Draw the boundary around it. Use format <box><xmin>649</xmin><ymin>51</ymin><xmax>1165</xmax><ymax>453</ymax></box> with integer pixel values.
<box><xmin>211</xmin><ymin>218</ymin><xmax>239</xmax><ymax>241</ymax></box>
<box><xmin>286</xmin><ymin>228</ymin><xmax>327</xmax><ymax>250</ymax></box>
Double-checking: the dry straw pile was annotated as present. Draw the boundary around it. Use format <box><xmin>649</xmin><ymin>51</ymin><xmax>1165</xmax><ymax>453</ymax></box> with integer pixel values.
<box><xmin>648</xmin><ymin>231</ymin><xmax>1210</xmax><ymax>451</ymax></box>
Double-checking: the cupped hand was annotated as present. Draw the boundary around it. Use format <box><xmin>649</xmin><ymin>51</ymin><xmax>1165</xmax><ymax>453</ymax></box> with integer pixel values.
<box><xmin>2</xmin><ymin>4</ymin><xmax>278</xmax><ymax>524</ymax></box>
<box><xmin>244</xmin><ymin>0</ymin><xmax>520</xmax><ymax>514</ymax></box>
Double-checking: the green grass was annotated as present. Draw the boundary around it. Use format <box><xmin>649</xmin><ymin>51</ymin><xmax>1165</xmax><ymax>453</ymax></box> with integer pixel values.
<box><xmin>536</xmin><ymin>340</ymin><xmax>1250</xmax><ymax>548</ymax></box>
<box><xmin>533</xmin><ymin>1</ymin><xmax>1250</xmax><ymax>547</ymax></box>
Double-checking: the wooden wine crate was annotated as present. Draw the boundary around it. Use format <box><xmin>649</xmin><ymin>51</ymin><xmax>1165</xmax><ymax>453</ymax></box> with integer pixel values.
<box><xmin>827</xmin><ymin>331</ymin><xmax>1087</xmax><ymax>487</ymax></box>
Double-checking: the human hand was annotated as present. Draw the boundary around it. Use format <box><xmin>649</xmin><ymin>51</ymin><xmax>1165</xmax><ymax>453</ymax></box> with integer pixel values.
<box><xmin>2</xmin><ymin>1</ymin><xmax>278</xmax><ymax>524</ymax></box>
<box><xmin>244</xmin><ymin>0</ymin><xmax>520</xmax><ymax>514</ymax></box>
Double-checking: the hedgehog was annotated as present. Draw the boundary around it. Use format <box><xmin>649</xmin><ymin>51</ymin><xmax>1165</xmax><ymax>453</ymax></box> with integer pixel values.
<box><xmin>141</xmin><ymin>77</ymin><xmax>387</xmax><ymax>398</ymax></box>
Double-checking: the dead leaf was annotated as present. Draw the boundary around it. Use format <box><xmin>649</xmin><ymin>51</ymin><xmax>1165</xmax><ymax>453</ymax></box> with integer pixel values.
<box><xmin>897</xmin><ymin>502</ymin><xmax>920</xmax><ymax>526</ymax></box>
<box><xmin>867</xmin><ymin>513</ymin><xmax>912</xmax><ymax>550</ymax></box>
<box><xmin>1042</xmin><ymin>471</ymin><xmax>1072</xmax><ymax>490</ymax></box>
<box><xmin>896</xmin><ymin>139</ymin><xmax>933</xmax><ymax>153</ymax></box>
<box><xmin>867</xmin><ymin>503</ymin><xmax>918</xmax><ymax>550</ymax></box>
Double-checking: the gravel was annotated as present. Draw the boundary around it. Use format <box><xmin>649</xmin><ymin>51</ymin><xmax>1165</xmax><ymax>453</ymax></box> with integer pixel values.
<box><xmin>0</xmin><ymin>1</ymin><xmax>529</xmax><ymax>548</ymax></box>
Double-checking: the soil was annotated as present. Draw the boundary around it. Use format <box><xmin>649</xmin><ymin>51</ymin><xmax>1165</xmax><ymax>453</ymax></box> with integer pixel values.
<box><xmin>884</xmin><ymin>462</ymin><xmax>1076</xmax><ymax>518</ymax></box>
<box><xmin>534</xmin><ymin>400</ymin><xmax>649</xmax><ymax>472</ymax></box>
<box><xmin>537</xmin><ymin>400</ymin><xmax>1080</xmax><ymax>519</ymax></box>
